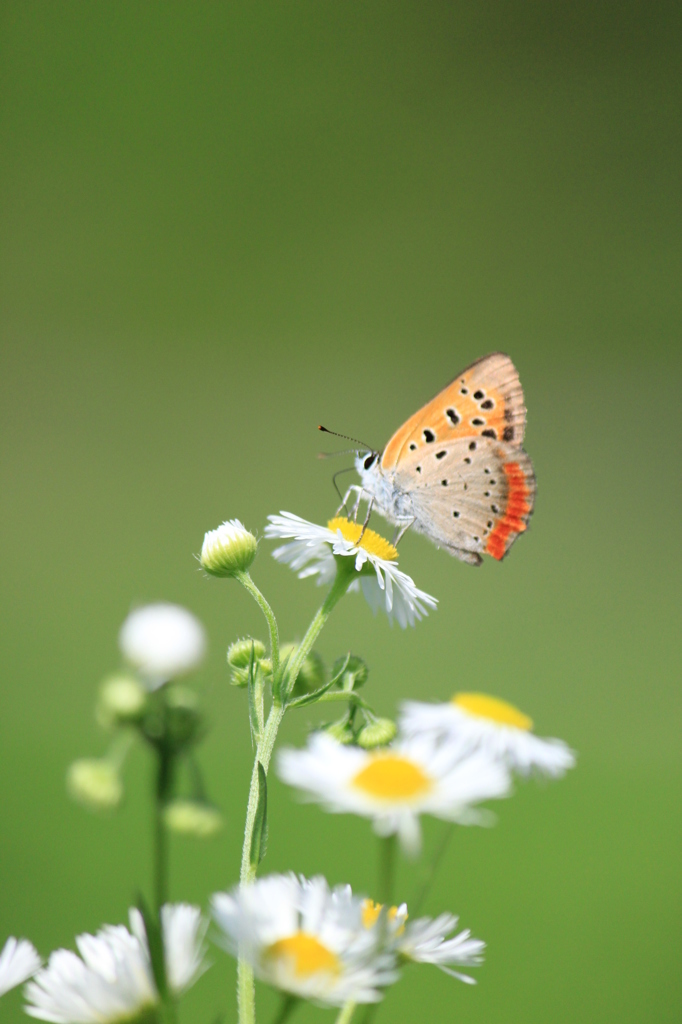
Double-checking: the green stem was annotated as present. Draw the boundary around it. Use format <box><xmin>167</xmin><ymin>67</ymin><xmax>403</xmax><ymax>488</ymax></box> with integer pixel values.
<box><xmin>236</xmin><ymin>565</ymin><xmax>353</xmax><ymax>1024</ymax></box>
<box><xmin>410</xmin><ymin>822</ymin><xmax>455</xmax><ymax>917</ymax></box>
<box><xmin>154</xmin><ymin>749</ymin><xmax>174</xmax><ymax>915</ymax></box>
<box><xmin>335</xmin><ymin>1002</ymin><xmax>357</xmax><ymax>1024</ymax></box>
<box><xmin>239</xmin><ymin>706</ymin><xmax>285</xmax><ymax>886</ymax></box>
<box><xmin>153</xmin><ymin>742</ymin><xmax>178</xmax><ymax>1024</ymax></box>
<box><xmin>378</xmin><ymin>834</ymin><xmax>397</xmax><ymax>907</ymax></box>
<box><xmin>237</xmin><ymin>702</ymin><xmax>285</xmax><ymax>1024</ymax></box>
<box><xmin>270</xmin><ymin>994</ymin><xmax>299</xmax><ymax>1024</ymax></box>
<box><xmin>235</xmin><ymin>570</ymin><xmax>281</xmax><ymax>681</ymax></box>
<box><xmin>283</xmin><ymin>562</ymin><xmax>355</xmax><ymax>702</ymax></box>
<box><xmin>314</xmin><ymin>691</ymin><xmax>373</xmax><ymax>711</ymax></box>
<box><xmin>358</xmin><ymin>1005</ymin><xmax>378</xmax><ymax>1024</ymax></box>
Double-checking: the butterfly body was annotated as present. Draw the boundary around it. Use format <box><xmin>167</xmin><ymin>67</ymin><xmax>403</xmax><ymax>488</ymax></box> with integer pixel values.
<box><xmin>354</xmin><ymin>353</ymin><xmax>536</xmax><ymax>566</ymax></box>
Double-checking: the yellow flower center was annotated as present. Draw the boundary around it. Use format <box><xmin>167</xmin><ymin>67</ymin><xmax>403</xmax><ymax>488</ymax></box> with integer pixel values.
<box><xmin>266</xmin><ymin>932</ymin><xmax>340</xmax><ymax>979</ymax></box>
<box><xmin>452</xmin><ymin>692</ymin><xmax>533</xmax><ymax>731</ymax></box>
<box><xmin>327</xmin><ymin>518</ymin><xmax>398</xmax><ymax>561</ymax></box>
<box><xmin>361</xmin><ymin>899</ymin><xmax>406</xmax><ymax>933</ymax></box>
<box><xmin>352</xmin><ymin>753</ymin><xmax>432</xmax><ymax>800</ymax></box>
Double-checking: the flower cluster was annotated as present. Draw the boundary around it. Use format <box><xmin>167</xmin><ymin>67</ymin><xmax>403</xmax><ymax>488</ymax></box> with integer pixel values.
<box><xmin>1</xmin><ymin>502</ymin><xmax>575</xmax><ymax>1024</ymax></box>
<box><xmin>211</xmin><ymin>874</ymin><xmax>485</xmax><ymax>1005</ymax></box>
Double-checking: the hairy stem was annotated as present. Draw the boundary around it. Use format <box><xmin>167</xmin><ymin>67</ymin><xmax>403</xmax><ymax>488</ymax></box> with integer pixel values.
<box><xmin>283</xmin><ymin>562</ymin><xmax>354</xmax><ymax>702</ymax></box>
<box><xmin>236</xmin><ymin>563</ymin><xmax>353</xmax><ymax>1024</ymax></box>
<box><xmin>235</xmin><ymin>570</ymin><xmax>281</xmax><ymax>681</ymax></box>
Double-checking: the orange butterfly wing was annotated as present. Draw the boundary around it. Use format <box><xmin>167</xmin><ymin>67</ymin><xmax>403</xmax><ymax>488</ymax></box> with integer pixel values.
<box><xmin>381</xmin><ymin>353</ymin><xmax>527</xmax><ymax>472</ymax></box>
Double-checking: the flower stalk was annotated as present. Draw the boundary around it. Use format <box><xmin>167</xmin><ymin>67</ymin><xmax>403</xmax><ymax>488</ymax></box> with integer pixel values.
<box><xmin>235</xmin><ymin>561</ymin><xmax>354</xmax><ymax>1024</ymax></box>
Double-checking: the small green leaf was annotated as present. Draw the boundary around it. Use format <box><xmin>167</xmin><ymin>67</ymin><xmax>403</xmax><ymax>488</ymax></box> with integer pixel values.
<box><xmin>249</xmin><ymin>762</ymin><xmax>268</xmax><ymax>868</ymax></box>
<box><xmin>286</xmin><ymin>653</ymin><xmax>351</xmax><ymax>709</ymax></box>
<box><xmin>136</xmin><ymin>893</ymin><xmax>167</xmax><ymax>999</ymax></box>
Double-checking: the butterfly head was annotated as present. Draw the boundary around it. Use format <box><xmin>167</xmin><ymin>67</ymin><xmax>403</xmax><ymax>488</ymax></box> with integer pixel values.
<box><xmin>355</xmin><ymin>449</ymin><xmax>381</xmax><ymax>482</ymax></box>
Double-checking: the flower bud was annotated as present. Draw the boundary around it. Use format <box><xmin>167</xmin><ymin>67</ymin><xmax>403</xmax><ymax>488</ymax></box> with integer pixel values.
<box><xmin>96</xmin><ymin>674</ymin><xmax>147</xmax><ymax>729</ymax></box>
<box><xmin>357</xmin><ymin>718</ymin><xmax>397</xmax><ymax>749</ymax></box>
<box><xmin>119</xmin><ymin>603</ymin><xmax>206</xmax><ymax>688</ymax></box>
<box><xmin>164</xmin><ymin>799</ymin><xmax>223</xmax><ymax>839</ymax></box>
<box><xmin>282</xmin><ymin>643</ymin><xmax>326</xmax><ymax>696</ymax></box>
<box><xmin>227</xmin><ymin>638</ymin><xmax>267</xmax><ymax>669</ymax></box>
<box><xmin>67</xmin><ymin>759</ymin><xmax>122</xmax><ymax>812</ymax></box>
<box><xmin>229</xmin><ymin>667</ymin><xmax>250</xmax><ymax>689</ymax></box>
<box><xmin>332</xmin><ymin>654</ymin><xmax>369</xmax><ymax>690</ymax></box>
<box><xmin>324</xmin><ymin>720</ymin><xmax>355</xmax><ymax>745</ymax></box>
<box><xmin>201</xmin><ymin>520</ymin><xmax>257</xmax><ymax>577</ymax></box>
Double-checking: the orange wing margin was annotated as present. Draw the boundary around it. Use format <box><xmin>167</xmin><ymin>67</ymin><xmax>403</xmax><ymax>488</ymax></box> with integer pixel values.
<box><xmin>485</xmin><ymin>455</ymin><xmax>535</xmax><ymax>560</ymax></box>
<box><xmin>381</xmin><ymin>353</ymin><xmax>527</xmax><ymax>471</ymax></box>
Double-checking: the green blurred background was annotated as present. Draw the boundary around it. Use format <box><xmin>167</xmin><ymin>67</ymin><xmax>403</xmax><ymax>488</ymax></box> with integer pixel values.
<box><xmin>1</xmin><ymin>3</ymin><xmax>680</xmax><ymax>1022</ymax></box>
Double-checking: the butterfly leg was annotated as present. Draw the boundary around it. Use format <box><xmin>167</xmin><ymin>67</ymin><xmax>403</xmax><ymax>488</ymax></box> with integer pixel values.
<box><xmin>350</xmin><ymin>487</ymin><xmax>365</xmax><ymax>522</ymax></box>
<box><xmin>356</xmin><ymin>496</ymin><xmax>375</xmax><ymax>543</ymax></box>
<box><xmin>335</xmin><ymin>485</ymin><xmax>361</xmax><ymax>518</ymax></box>
<box><xmin>392</xmin><ymin>518</ymin><xmax>415</xmax><ymax>547</ymax></box>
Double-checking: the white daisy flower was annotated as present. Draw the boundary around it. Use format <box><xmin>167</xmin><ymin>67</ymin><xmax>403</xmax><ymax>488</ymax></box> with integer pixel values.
<box><xmin>211</xmin><ymin>874</ymin><xmax>398</xmax><ymax>1006</ymax></box>
<box><xmin>264</xmin><ymin>512</ymin><xmax>438</xmax><ymax>628</ymax></box>
<box><xmin>119</xmin><ymin>603</ymin><xmax>206</xmax><ymax>689</ymax></box>
<box><xmin>277</xmin><ymin>733</ymin><xmax>511</xmax><ymax>855</ymax></box>
<box><xmin>0</xmin><ymin>937</ymin><xmax>40</xmax><ymax>997</ymax></box>
<box><xmin>24</xmin><ymin>904</ymin><xmax>207</xmax><ymax>1022</ymax></box>
<box><xmin>361</xmin><ymin>901</ymin><xmax>485</xmax><ymax>984</ymax></box>
<box><xmin>400</xmin><ymin>692</ymin><xmax>576</xmax><ymax>778</ymax></box>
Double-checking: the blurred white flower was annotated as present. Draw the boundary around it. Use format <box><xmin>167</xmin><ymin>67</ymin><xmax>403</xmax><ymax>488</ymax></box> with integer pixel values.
<box><xmin>278</xmin><ymin>732</ymin><xmax>510</xmax><ymax>855</ymax></box>
<box><xmin>119</xmin><ymin>603</ymin><xmax>206</xmax><ymax>689</ymax></box>
<box><xmin>362</xmin><ymin>901</ymin><xmax>485</xmax><ymax>984</ymax></box>
<box><xmin>212</xmin><ymin>874</ymin><xmax>398</xmax><ymax>1006</ymax></box>
<box><xmin>400</xmin><ymin>693</ymin><xmax>576</xmax><ymax>778</ymax></box>
<box><xmin>265</xmin><ymin>512</ymin><xmax>437</xmax><ymax>628</ymax></box>
<box><xmin>0</xmin><ymin>937</ymin><xmax>40</xmax><ymax>997</ymax></box>
<box><xmin>200</xmin><ymin>519</ymin><xmax>257</xmax><ymax>577</ymax></box>
<box><xmin>24</xmin><ymin>904</ymin><xmax>207</xmax><ymax>1022</ymax></box>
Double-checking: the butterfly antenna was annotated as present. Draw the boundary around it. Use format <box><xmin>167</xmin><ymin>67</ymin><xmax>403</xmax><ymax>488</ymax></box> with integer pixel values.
<box><xmin>318</xmin><ymin>425</ymin><xmax>376</xmax><ymax>453</ymax></box>
<box><xmin>317</xmin><ymin>448</ymin><xmax>358</xmax><ymax>460</ymax></box>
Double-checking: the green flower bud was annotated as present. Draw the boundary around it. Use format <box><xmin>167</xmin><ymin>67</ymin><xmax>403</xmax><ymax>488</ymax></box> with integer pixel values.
<box><xmin>227</xmin><ymin>638</ymin><xmax>267</xmax><ymax>668</ymax></box>
<box><xmin>201</xmin><ymin>520</ymin><xmax>257</xmax><ymax>577</ymax></box>
<box><xmin>282</xmin><ymin>643</ymin><xmax>326</xmax><ymax>696</ymax></box>
<box><xmin>67</xmin><ymin>759</ymin><xmax>122</xmax><ymax>812</ymax></box>
<box><xmin>259</xmin><ymin>658</ymin><xmax>273</xmax><ymax>677</ymax></box>
<box><xmin>357</xmin><ymin>718</ymin><xmax>397</xmax><ymax>749</ymax></box>
<box><xmin>332</xmin><ymin>654</ymin><xmax>369</xmax><ymax>690</ymax></box>
<box><xmin>324</xmin><ymin>720</ymin><xmax>355</xmax><ymax>744</ymax></box>
<box><xmin>164</xmin><ymin>799</ymin><xmax>223</xmax><ymax>839</ymax></box>
<box><xmin>229</xmin><ymin>666</ymin><xmax>250</xmax><ymax>688</ymax></box>
<box><xmin>96</xmin><ymin>674</ymin><xmax>147</xmax><ymax>729</ymax></box>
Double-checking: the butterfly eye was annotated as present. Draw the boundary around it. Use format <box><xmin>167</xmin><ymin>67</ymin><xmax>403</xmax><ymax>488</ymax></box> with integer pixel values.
<box><xmin>363</xmin><ymin>454</ymin><xmax>377</xmax><ymax>470</ymax></box>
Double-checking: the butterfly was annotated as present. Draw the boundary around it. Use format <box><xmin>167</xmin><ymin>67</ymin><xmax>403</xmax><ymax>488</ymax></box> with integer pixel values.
<box><xmin>352</xmin><ymin>353</ymin><xmax>535</xmax><ymax>566</ymax></box>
